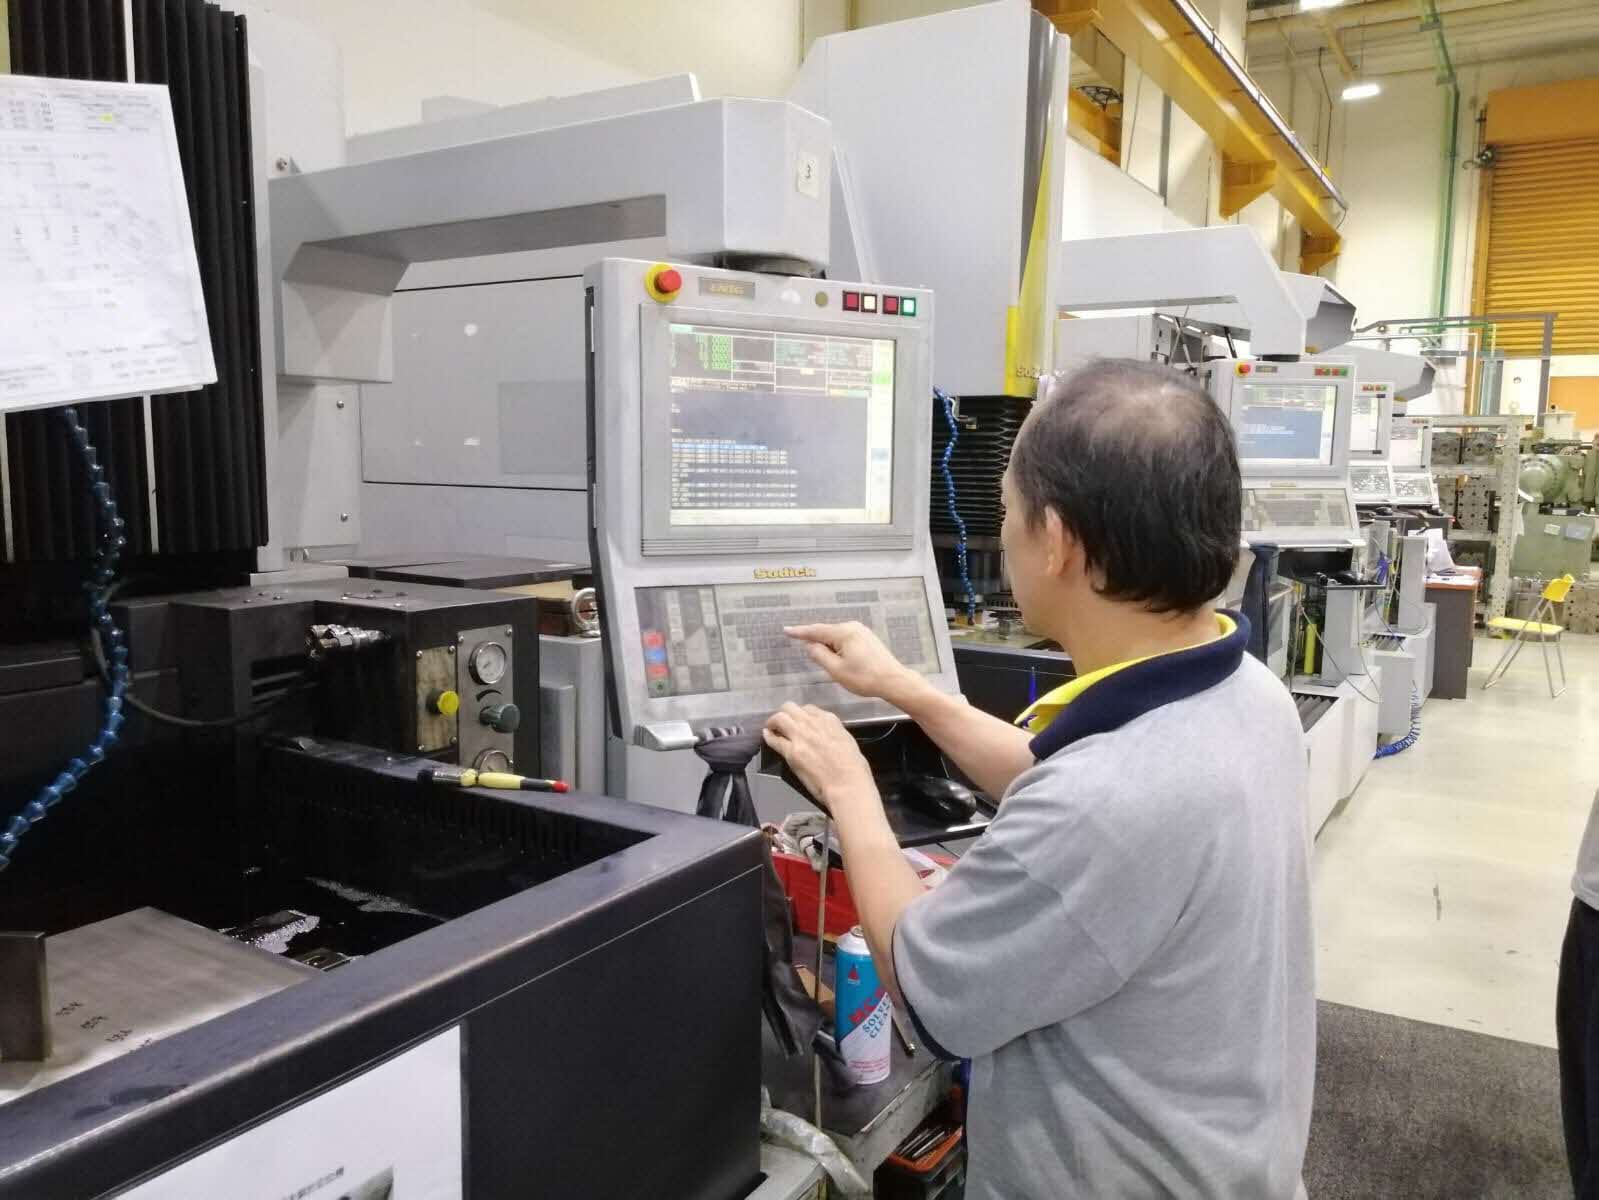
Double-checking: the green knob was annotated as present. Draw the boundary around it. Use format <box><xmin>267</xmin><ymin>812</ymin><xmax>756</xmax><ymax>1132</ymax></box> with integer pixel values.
<box><xmin>480</xmin><ymin>702</ymin><xmax>521</xmax><ymax>734</ymax></box>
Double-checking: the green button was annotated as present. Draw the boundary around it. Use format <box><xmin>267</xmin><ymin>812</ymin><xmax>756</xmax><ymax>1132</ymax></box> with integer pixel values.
<box><xmin>901</xmin><ymin>297</ymin><xmax>917</xmax><ymax>317</ymax></box>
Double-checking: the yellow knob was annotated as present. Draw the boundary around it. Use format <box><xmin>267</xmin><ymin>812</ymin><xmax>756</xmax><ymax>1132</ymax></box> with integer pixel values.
<box><xmin>429</xmin><ymin>689</ymin><xmax>460</xmax><ymax>716</ymax></box>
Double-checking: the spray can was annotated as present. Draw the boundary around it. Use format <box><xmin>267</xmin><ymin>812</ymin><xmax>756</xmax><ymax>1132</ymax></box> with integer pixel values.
<box><xmin>834</xmin><ymin>926</ymin><xmax>892</xmax><ymax>1086</ymax></box>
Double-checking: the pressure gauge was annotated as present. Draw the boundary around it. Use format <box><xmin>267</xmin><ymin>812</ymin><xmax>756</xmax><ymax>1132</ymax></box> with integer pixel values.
<box><xmin>473</xmin><ymin>748</ymin><xmax>512</xmax><ymax>773</ymax></box>
<box><xmin>468</xmin><ymin>640</ymin><xmax>509</xmax><ymax>685</ymax></box>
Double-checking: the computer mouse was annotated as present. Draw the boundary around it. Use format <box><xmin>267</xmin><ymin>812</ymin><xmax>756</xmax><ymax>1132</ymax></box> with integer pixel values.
<box><xmin>900</xmin><ymin>774</ymin><xmax>979</xmax><ymax>824</ymax></box>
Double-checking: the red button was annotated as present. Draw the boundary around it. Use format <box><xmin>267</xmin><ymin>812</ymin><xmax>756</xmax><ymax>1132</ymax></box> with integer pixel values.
<box><xmin>883</xmin><ymin>295</ymin><xmax>899</xmax><ymax>315</ymax></box>
<box><xmin>843</xmin><ymin>291</ymin><xmax>860</xmax><ymax>311</ymax></box>
<box><xmin>655</xmin><ymin>268</ymin><xmax>682</xmax><ymax>294</ymax></box>
<box><xmin>647</xmin><ymin>663</ymin><xmax>668</xmax><ymax>679</ymax></box>
<box><xmin>642</xmin><ymin>631</ymin><xmax>664</xmax><ymax>649</ymax></box>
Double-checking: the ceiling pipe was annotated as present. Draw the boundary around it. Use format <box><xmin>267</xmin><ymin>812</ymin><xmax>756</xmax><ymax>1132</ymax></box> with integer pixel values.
<box><xmin>1262</xmin><ymin>20</ymin><xmax>1599</xmax><ymax>69</ymax></box>
<box><xmin>1283</xmin><ymin>0</ymin><xmax>1596</xmax><ymax>39</ymax></box>
<box><xmin>1250</xmin><ymin>33</ymin><xmax>1599</xmax><ymax>78</ymax></box>
<box><xmin>1249</xmin><ymin>0</ymin><xmax>1519</xmax><ymax>35</ymax></box>
<box><xmin>1247</xmin><ymin>8</ymin><xmax>1599</xmax><ymax>66</ymax></box>
<box><xmin>1421</xmin><ymin>0</ymin><xmax>1460</xmax><ymax>320</ymax></box>
<box><xmin>1315</xmin><ymin>12</ymin><xmax>1359</xmax><ymax>78</ymax></box>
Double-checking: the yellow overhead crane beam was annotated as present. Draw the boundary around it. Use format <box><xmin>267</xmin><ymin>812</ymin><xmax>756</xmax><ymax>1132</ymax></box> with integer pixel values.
<box><xmin>1067</xmin><ymin>89</ymin><xmax>1123</xmax><ymax>163</ymax></box>
<box><xmin>1038</xmin><ymin>0</ymin><xmax>1348</xmax><ymax>273</ymax></box>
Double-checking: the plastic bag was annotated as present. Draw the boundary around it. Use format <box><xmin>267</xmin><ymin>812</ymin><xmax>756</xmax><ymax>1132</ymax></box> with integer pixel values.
<box><xmin>1424</xmin><ymin>528</ymin><xmax>1455</xmax><ymax>574</ymax></box>
<box><xmin>760</xmin><ymin>1087</ymin><xmax>873</xmax><ymax>1198</ymax></box>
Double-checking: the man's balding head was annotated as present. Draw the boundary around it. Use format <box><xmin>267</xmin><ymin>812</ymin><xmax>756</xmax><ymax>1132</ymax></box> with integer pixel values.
<box><xmin>1007</xmin><ymin>359</ymin><xmax>1241</xmax><ymax>614</ymax></box>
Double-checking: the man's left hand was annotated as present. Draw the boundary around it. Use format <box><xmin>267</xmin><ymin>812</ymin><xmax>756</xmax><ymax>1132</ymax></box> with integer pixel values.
<box><xmin>763</xmin><ymin>703</ymin><xmax>878</xmax><ymax>813</ymax></box>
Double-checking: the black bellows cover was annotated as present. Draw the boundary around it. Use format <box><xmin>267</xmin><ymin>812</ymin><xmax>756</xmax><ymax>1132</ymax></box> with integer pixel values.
<box><xmin>5</xmin><ymin>0</ymin><xmax>267</xmax><ymax>562</ymax></box>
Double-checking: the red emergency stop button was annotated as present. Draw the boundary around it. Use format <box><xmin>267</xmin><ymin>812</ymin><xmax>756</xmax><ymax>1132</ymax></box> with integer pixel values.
<box><xmin>1236</xmin><ymin>362</ymin><xmax>1253</xmax><ymax>376</ymax></box>
<box><xmin>645</xmin><ymin>263</ymin><xmax>683</xmax><ymax>302</ymax></box>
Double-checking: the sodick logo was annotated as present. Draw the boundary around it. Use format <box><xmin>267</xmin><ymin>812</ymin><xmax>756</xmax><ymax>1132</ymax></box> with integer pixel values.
<box><xmin>753</xmin><ymin>567</ymin><xmax>817</xmax><ymax>580</ymax></box>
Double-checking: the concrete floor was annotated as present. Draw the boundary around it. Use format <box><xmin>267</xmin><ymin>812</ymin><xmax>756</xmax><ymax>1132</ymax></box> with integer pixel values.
<box><xmin>1313</xmin><ymin>630</ymin><xmax>1599</xmax><ymax>1048</ymax></box>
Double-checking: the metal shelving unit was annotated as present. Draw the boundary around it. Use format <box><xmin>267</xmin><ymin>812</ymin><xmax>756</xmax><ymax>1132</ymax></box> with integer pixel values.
<box><xmin>1424</xmin><ymin>415</ymin><xmax>1528</xmax><ymax>620</ymax></box>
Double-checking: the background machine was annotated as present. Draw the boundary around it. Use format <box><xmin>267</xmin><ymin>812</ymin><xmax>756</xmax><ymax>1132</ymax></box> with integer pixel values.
<box><xmin>1205</xmin><ymin>357</ymin><xmax>1381</xmax><ymax>832</ymax></box>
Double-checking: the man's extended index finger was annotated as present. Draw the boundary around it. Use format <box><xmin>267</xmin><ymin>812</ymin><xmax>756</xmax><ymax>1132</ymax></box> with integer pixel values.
<box><xmin>783</xmin><ymin>623</ymin><xmax>845</xmax><ymax>645</ymax></box>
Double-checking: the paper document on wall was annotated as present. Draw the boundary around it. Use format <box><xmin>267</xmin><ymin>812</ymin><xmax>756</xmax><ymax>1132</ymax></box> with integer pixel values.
<box><xmin>0</xmin><ymin>74</ymin><xmax>216</xmax><ymax>414</ymax></box>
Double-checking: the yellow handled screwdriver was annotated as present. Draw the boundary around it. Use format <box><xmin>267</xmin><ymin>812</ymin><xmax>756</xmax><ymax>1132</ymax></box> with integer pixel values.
<box><xmin>421</xmin><ymin>766</ymin><xmax>570</xmax><ymax>793</ymax></box>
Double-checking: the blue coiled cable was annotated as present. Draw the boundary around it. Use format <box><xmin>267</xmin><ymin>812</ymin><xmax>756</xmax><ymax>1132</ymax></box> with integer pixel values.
<box><xmin>936</xmin><ymin>387</ymin><xmax>976</xmax><ymax>624</ymax></box>
<box><xmin>0</xmin><ymin>408</ymin><xmax>130</xmax><ymax>873</ymax></box>
<box><xmin>1373</xmin><ymin>682</ymin><xmax>1422</xmax><ymax>759</ymax></box>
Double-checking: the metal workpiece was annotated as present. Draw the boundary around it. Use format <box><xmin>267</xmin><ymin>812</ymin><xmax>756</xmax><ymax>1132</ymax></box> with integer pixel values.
<box><xmin>0</xmin><ymin>932</ymin><xmax>49</xmax><ymax>1063</ymax></box>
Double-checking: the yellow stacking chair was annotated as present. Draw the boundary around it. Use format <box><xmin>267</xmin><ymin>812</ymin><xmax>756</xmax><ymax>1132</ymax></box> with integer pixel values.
<box><xmin>1483</xmin><ymin>573</ymin><xmax>1575</xmax><ymax>698</ymax></box>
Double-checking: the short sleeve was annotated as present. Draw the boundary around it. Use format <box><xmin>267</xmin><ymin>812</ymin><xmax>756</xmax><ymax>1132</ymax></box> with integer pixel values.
<box><xmin>892</xmin><ymin>813</ymin><xmax>1123</xmax><ymax>1059</ymax></box>
<box><xmin>891</xmin><ymin>759</ymin><xmax>1208</xmax><ymax>1059</ymax></box>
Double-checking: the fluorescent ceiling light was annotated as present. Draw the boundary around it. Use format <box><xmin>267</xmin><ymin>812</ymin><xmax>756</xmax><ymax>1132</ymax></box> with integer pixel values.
<box><xmin>1341</xmin><ymin>81</ymin><xmax>1382</xmax><ymax>101</ymax></box>
<box><xmin>1299</xmin><ymin>0</ymin><xmax>1343</xmax><ymax>10</ymax></box>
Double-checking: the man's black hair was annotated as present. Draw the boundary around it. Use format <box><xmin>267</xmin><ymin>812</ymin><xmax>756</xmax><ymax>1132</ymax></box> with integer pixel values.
<box><xmin>1007</xmin><ymin>358</ymin><xmax>1241</xmax><ymax>614</ymax></box>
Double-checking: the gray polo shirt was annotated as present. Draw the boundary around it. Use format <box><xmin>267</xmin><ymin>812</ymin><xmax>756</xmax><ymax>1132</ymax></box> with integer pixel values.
<box><xmin>893</xmin><ymin>616</ymin><xmax>1314</xmax><ymax>1198</ymax></box>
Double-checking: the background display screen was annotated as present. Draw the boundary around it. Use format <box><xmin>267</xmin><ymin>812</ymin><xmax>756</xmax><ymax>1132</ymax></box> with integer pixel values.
<box><xmin>1350</xmin><ymin>389</ymin><xmax>1384</xmax><ymax>455</ymax></box>
<box><xmin>666</xmin><ymin>323</ymin><xmax>895</xmax><ymax>526</ymax></box>
<box><xmin>1234</xmin><ymin>382</ymin><xmax>1340</xmax><ymax>467</ymax></box>
<box><xmin>1389</xmin><ymin>421</ymin><xmax>1425</xmax><ymax>468</ymax></box>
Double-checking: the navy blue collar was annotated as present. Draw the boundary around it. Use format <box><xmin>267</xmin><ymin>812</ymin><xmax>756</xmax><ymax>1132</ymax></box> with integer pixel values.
<box><xmin>1026</xmin><ymin>610</ymin><xmax>1251</xmax><ymax>760</ymax></box>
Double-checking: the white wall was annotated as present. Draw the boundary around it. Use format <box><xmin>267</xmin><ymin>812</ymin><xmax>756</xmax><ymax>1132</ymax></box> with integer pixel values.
<box><xmin>236</xmin><ymin>0</ymin><xmax>841</xmax><ymax>137</ymax></box>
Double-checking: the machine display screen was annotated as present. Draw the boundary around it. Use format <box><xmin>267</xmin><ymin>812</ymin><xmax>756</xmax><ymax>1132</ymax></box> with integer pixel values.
<box><xmin>666</xmin><ymin>323</ymin><xmax>896</xmax><ymax>526</ymax></box>
<box><xmin>634</xmin><ymin>577</ymin><xmax>939</xmax><ymax>698</ymax></box>
<box><xmin>1350</xmin><ymin>390</ymin><xmax>1384</xmax><ymax>456</ymax></box>
<box><xmin>1389</xmin><ymin>421</ymin><xmax>1425</xmax><ymax>468</ymax></box>
<box><xmin>1233</xmin><ymin>382</ymin><xmax>1340</xmax><ymax>467</ymax></box>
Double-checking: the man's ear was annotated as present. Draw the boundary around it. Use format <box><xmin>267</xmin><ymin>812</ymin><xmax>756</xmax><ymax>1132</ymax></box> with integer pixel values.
<box><xmin>1041</xmin><ymin>506</ymin><xmax>1078</xmax><ymax>579</ymax></box>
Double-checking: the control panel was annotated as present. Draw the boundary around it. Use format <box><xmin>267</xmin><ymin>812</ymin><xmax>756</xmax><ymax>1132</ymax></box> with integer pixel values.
<box><xmin>1241</xmin><ymin>485</ymin><xmax>1359</xmax><ymax>545</ymax></box>
<box><xmin>587</xmin><ymin>258</ymin><xmax>959</xmax><ymax>746</ymax></box>
<box><xmin>635</xmin><ymin>577</ymin><xmax>939</xmax><ymax>698</ymax></box>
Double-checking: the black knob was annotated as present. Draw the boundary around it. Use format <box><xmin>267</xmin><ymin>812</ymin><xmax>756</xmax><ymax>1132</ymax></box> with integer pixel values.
<box><xmin>479</xmin><ymin>702</ymin><xmax>521</xmax><ymax>734</ymax></box>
